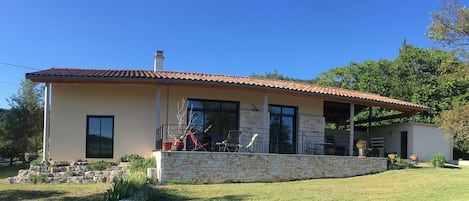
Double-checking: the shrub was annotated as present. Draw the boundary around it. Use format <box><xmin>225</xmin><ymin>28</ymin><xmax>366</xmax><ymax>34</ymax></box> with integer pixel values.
<box><xmin>396</xmin><ymin>157</ymin><xmax>415</xmax><ymax>169</ymax></box>
<box><xmin>29</xmin><ymin>174</ymin><xmax>48</xmax><ymax>184</ymax></box>
<box><xmin>104</xmin><ymin>172</ymin><xmax>148</xmax><ymax>201</ymax></box>
<box><xmin>127</xmin><ymin>172</ymin><xmax>148</xmax><ymax>189</ymax></box>
<box><xmin>29</xmin><ymin>155</ymin><xmax>43</xmax><ymax>166</ymax></box>
<box><xmin>89</xmin><ymin>160</ymin><xmax>116</xmax><ymax>171</ymax></box>
<box><xmin>119</xmin><ymin>154</ymin><xmax>143</xmax><ymax>162</ymax></box>
<box><xmin>105</xmin><ymin>178</ymin><xmax>134</xmax><ymax>201</ymax></box>
<box><xmin>430</xmin><ymin>153</ymin><xmax>446</xmax><ymax>168</ymax></box>
<box><xmin>130</xmin><ymin>157</ymin><xmax>156</xmax><ymax>173</ymax></box>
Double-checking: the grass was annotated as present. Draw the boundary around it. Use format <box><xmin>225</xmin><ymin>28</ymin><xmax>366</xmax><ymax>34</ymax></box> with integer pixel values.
<box><xmin>154</xmin><ymin>167</ymin><xmax>469</xmax><ymax>201</ymax></box>
<box><xmin>2</xmin><ymin>163</ymin><xmax>469</xmax><ymax>200</ymax></box>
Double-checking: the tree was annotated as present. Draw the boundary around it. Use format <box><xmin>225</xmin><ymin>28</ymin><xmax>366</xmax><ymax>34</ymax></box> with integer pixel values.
<box><xmin>438</xmin><ymin>102</ymin><xmax>469</xmax><ymax>153</ymax></box>
<box><xmin>0</xmin><ymin>80</ymin><xmax>43</xmax><ymax>164</ymax></box>
<box><xmin>428</xmin><ymin>0</ymin><xmax>469</xmax><ymax>154</ymax></box>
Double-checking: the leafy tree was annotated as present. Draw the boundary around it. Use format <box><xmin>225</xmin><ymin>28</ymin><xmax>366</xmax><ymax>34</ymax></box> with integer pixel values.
<box><xmin>0</xmin><ymin>80</ymin><xmax>43</xmax><ymax>164</ymax></box>
<box><xmin>438</xmin><ymin>102</ymin><xmax>469</xmax><ymax>152</ymax></box>
<box><xmin>315</xmin><ymin>43</ymin><xmax>469</xmax><ymax>124</ymax></box>
<box><xmin>428</xmin><ymin>0</ymin><xmax>469</xmax><ymax>154</ymax></box>
<box><xmin>252</xmin><ymin>70</ymin><xmax>312</xmax><ymax>83</ymax></box>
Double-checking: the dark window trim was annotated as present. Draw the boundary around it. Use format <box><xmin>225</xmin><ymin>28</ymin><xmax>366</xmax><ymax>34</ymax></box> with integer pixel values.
<box><xmin>188</xmin><ymin>98</ymin><xmax>240</xmax><ymax>129</ymax></box>
<box><xmin>269</xmin><ymin>104</ymin><xmax>298</xmax><ymax>154</ymax></box>
<box><xmin>86</xmin><ymin>115</ymin><xmax>114</xmax><ymax>158</ymax></box>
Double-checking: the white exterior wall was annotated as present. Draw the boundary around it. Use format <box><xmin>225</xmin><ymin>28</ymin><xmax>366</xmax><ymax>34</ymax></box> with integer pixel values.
<box><xmin>370</xmin><ymin>123</ymin><xmax>451</xmax><ymax>161</ymax></box>
<box><xmin>412</xmin><ymin>123</ymin><xmax>452</xmax><ymax>161</ymax></box>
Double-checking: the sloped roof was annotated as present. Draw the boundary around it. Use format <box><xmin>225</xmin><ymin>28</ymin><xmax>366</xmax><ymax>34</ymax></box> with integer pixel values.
<box><xmin>26</xmin><ymin>68</ymin><xmax>430</xmax><ymax>112</ymax></box>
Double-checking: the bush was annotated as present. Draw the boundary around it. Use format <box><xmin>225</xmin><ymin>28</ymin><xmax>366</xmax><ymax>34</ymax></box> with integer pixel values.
<box><xmin>396</xmin><ymin>157</ymin><xmax>415</xmax><ymax>169</ymax></box>
<box><xmin>89</xmin><ymin>160</ymin><xmax>116</xmax><ymax>171</ymax></box>
<box><xmin>29</xmin><ymin>174</ymin><xmax>48</xmax><ymax>184</ymax></box>
<box><xmin>430</xmin><ymin>153</ymin><xmax>446</xmax><ymax>168</ymax></box>
<box><xmin>130</xmin><ymin>157</ymin><xmax>156</xmax><ymax>173</ymax></box>
<box><xmin>119</xmin><ymin>154</ymin><xmax>143</xmax><ymax>162</ymax></box>
<box><xmin>105</xmin><ymin>177</ymin><xmax>134</xmax><ymax>201</ymax></box>
<box><xmin>104</xmin><ymin>172</ymin><xmax>148</xmax><ymax>201</ymax></box>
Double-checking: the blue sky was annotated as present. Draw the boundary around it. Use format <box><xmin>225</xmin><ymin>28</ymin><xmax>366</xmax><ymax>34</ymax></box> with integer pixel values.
<box><xmin>0</xmin><ymin>1</ymin><xmax>445</xmax><ymax>109</ymax></box>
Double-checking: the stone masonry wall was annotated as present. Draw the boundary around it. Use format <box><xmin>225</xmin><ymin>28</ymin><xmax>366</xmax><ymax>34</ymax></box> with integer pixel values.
<box><xmin>239</xmin><ymin>110</ymin><xmax>268</xmax><ymax>153</ymax></box>
<box><xmin>299</xmin><ymin>115</ymin><xmax>326</xmax><ymax>154</ymax></box>
<box><xmin>153</xmin><ymin>151</ymin><xmax>387</xmax><ymax>184</ymax></box>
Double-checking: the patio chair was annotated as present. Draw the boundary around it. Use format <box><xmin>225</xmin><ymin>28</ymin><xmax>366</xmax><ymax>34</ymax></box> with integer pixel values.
<box><xmin>187</xmin><ymin>131</ymin><xmax>209</xmax><ymax>151</ymax></box>
<box><xmin>220</xmin><ymin>130</ymin><xmax>242</xmax><ymax>152</ymax></box>
<box><xmin>240</xmin><ymin>133</ymin><xmax>259</xmax><ymax>152</ymax></box>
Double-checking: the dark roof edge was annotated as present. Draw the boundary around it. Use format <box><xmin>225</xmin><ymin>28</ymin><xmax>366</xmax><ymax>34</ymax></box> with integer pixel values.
<box><xmin>26</xmin><ymin>74</ymin><xmax>430</xmax><ymax>112</ymax></box>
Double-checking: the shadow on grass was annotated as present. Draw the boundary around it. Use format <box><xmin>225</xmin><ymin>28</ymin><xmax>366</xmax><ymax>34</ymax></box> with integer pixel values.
<box><xmin>0</xmin><ymin>190</ymin><xmax>65</xmax><ymax>201</ymax></box>
<box><xmin>145</xmin><ymin>187</ymin><xmax>250</xmax><ymax>201</ymax></box>
<box><xmin>60</xmin><ymin>192</ymin><xmax>107</xmax><ymax>201</ymax></box>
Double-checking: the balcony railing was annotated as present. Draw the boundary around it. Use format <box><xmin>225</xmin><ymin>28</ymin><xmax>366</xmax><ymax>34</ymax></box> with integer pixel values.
<box><xmin>155</xmin><ymin>124</ymin><xmax>331</xmax><ymax>155</ymax></box>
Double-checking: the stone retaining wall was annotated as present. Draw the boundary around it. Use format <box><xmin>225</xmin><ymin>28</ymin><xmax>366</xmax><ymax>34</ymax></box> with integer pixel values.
<box><xmin>153</xmin><ymin>151</ymin><xmax>387</xmax><ymax>184</ymax></box>
<box><xmin>7</xmin><ymin>162</ymin><xmax>129</xmax><ymax>184</ymax></box>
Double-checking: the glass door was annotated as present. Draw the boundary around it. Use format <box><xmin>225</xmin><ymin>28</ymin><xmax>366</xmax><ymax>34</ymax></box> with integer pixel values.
<box><xmin>269</xmin><ymin>105</ymin><xmax>297</xmax><ymax>154</ymax></box>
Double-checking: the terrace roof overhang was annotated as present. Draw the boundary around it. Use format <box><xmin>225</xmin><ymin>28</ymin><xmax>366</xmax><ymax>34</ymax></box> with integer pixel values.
<box><xmin>26</xmin><ymin>68</ymin><xmax>430</xmax><ymax>118</ymax></box>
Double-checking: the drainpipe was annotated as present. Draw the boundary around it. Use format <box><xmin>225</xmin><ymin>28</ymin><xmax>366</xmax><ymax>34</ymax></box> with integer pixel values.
<box><xmin>263</xmin><ymin>94</ymin><xmax>269</xmax><ymax>153</ymax></box>
<box><xmin>42</xmin><ymin>83</ymin><xmax>51</xmax><ymax>165</ymax></box>
<box><xmin>349</xmin><ymin>103</ymin><xmax>355</xmax><ymax>156</ymax></box>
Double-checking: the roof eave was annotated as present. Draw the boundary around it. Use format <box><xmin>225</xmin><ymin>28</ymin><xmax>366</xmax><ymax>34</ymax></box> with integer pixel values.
<box><xmin>25</xmin><ymin>74</ymin><xmax>430</xmax><ymax>113</ymax></box>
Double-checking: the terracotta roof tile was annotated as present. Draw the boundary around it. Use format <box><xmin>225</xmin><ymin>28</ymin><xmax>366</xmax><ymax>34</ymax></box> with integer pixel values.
<box><xmin>26</xmin><ymin>68</ymin><xmax>429</xmax><ymax>111</ymax></box>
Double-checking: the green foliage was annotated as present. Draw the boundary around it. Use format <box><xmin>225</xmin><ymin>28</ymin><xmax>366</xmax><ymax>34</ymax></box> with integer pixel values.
<box><xmin>105</xmin><ymin>177</ymin><xmax>133</xmax><ymax>201</ymax></box>
<box><xmin>0</xmin><ymin>80</ymin><xmax>43</xmax><ymax>163</ymax></box>
<box><xmin>129</xmin><ymin>157</ymin><xmax>156</xmax><ymax>173</ymax></box>
<box><xmin>104</xmin><ymin>172</ymin><xmax>148</xmax><ymax>201</ymax></box>
<box><xmin>396</xmin><ymin>157</ymin><xmax>415</xmax><ymax>169</ymax></box>
<box><xmin>439</xmin><ymin>102</ymin><xmax>469</xmax><ymax>153</ymax></box>
<box><xmin>29</xmin><ymin>155</ymin><xmax>43</xmax><ymax>166</ymax></box>
<box><xmin>119</xmin><ymin>153</ymin><xmax>142</xmax><ymax>162</ymax></box>
<box><xmin>127</xmin><ymin>171</ymin><xmax>148</xmax><ymax>189</ymax></box>
<box><xmin>29</xmin><ymin>174</ymin><xmax>48</xmax><ymax>184</ymax></box>
<box><xmin>315</xmin><ymin>43</ymin><xmax>469</xmax><ymax>126</ymax></box>
<box><xmin>251</xmin><ymin>70</ymin><xmax>308</xmax><ymax>82</ymax></box>
<box><xmin>89</xmin><ymin>160</ymin><xmax>116</xmax><ymax>171</ymax></box>
<box><xmin>430</xmin><ymin>153</ymin><xmax>447</xmax><ymax>168</ymax></box>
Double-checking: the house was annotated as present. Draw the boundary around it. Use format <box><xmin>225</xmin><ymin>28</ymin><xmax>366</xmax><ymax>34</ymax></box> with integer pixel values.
<box><xmin>26</xmin><ymin>51</ymin><xmax>437</xmax><ymax>163</ymax></box>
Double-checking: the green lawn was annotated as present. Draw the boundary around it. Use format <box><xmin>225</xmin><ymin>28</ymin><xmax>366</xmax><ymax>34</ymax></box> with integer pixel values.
<box><xmin>2</xmin><ymin>164</ymin><xmax>469</xmax><ymax>200</ymax></box>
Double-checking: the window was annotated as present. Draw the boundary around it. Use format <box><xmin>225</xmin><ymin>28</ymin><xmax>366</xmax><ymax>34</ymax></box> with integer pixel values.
<box><xmin>188</xmin><ymin>99</ymin><xmax>239</xmax><ymax>139</ymax></box>
<box><xmin>269</xmin><ymin>105</ymin><xmax>297</xmax><ymax>154</ymax></box>
<box><xmin>86</xmin><ymin>116</ymin><xmax>114</xmax><ymax>158</ymax></box>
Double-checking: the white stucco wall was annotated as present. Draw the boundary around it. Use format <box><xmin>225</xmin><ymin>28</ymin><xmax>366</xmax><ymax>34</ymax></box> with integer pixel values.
<box><xmin>411</xmin><ymin>123</ymin><xmax>452</xmax><ymax>161</ymax></box>
<box><xmin>370</xmin><ymin>123</ymin><xmax>451</xmax><ymax>161</ymax></box>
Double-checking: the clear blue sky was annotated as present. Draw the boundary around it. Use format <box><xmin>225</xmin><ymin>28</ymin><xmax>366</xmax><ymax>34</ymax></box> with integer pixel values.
<box><xmin>0</xmin><ymin>0</ymin><xmax>445</xmax><ymax>109</ymax></box>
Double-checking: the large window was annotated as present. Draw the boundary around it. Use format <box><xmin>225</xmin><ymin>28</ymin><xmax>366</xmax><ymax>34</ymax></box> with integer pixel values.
<box><xmin>86</xmin><ymin>116</ymin><xmax>114</xmax><ymax>158</ymax></box>
<box><xmin>269</xmin><ymin>105</ymin><xmax>297</xmax><ymax>154</ymax></box>
<box><xmin>188</xmin><ymin>99</ymin><xmax>239</xmax><ymax>140</ymax></box>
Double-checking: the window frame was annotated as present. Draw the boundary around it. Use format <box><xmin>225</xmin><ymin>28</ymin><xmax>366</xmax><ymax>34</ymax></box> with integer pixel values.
<box><xmin>86</xmin><ymin>115</ymin><xmax>114</xmax><ymax>158</ymax></box>
<box><xmin>269</xmin><ymin>104</ymin><xmax>298</xmax><ymax>154</ymax></box>
<box><xmin>187</xmin><ymin>98</ymin><xmax>240</xmax><ymax>137</ymax></box>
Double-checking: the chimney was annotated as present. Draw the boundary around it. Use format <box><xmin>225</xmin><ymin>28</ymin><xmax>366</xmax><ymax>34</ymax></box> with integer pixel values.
<box><xmin>154</xmin><ymin>50</ymin><xmax>164</xmax><ymax>71</ymax></box>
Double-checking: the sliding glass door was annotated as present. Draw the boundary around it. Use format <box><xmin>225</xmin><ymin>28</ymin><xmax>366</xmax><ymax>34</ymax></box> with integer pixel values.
<box><xmin>269</xmin><ymin>105</ymin><xmax>297</xmax><ymax>154</ymax></box>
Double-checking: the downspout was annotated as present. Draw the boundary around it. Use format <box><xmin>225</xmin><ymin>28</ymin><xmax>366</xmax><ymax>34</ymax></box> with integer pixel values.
<box><xmin>42</xmin><ymin>83</ymin><xmax>51</xmax><ymax>165</ymax></box>
<box><xmin>349</xmin><ymin>103</ymin><xmax>355</xmax><ymax>156</ymax></box>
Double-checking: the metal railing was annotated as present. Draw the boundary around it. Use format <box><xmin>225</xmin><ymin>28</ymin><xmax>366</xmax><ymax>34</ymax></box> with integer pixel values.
<box><xmin>156</xmin><ymin>124</ymin><xmax>335</xmax><ymax>155</ymax></box>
